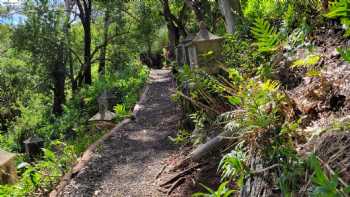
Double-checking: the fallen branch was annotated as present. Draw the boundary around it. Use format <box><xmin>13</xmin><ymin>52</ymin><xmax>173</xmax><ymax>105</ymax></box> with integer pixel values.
<box><xmin>167</xmin><ymin>177</ymin><xmax>186</xmax><ymax>195</ymax></box>
<box><xmin>157</xmin><ymin>187</ymin><xmax>168</xmax><ymax>194</ymax></box>
<box><xmin>160</xmin><ymin>163</ymin><xmax>203</xmax><ymax>187</ymax></box>
<box><xmin>250</xmin><ymin>164</ymin><xmax>281</xmax><ymax>175</ymax></box>
<box><xmin>188</xmin><ymin>130</ymin><xmax>232</xmax><ymax>162</ymax></box>
<box><xmin>155</xmin><ymin>164</ymin><xmax>167</xmax><ymax>180</ymax></box>
<box><xmin>174</xmin><ymin>91</ymin><xmax>220</xmax><ymax>115</ymax></box>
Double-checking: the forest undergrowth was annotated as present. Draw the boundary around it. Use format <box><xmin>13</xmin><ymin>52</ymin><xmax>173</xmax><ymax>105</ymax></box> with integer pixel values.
<box><xmin>171</xmin><ymin>0</ymin><xmax>350</xmax><ymax>196</ymax></box>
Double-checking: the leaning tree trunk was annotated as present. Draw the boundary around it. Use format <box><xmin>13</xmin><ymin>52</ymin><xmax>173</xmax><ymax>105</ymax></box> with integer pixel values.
<box><xmin>218</xmin><ymin>0</ymin><xmax>243</xmax><ymax>34</ymax></box>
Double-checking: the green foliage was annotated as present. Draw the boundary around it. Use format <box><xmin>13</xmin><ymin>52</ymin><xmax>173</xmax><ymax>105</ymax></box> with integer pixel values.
<box><xmin>325</xmin><ymin>0</ymin><xmax>350</xmax><ymax>37</ymax></box>
<box><xmin>192</xmin><ymin>182</ymin><xmax>235</xmax><ymax>197</ymax></box>
<box><xmin>251</xmin><ymin>19</ymin><xmax>281</xmax><ymax>53</ymax></box>
<box><xmin>225</xmin><ymin>79</ymin><xmax>283</xmax><ymax>132</ymax></box>
<box><xmin>218</xmin><ymin>149</ymin><xmax>247</xmax><ymax>188</ymax></box>
<box><xmin>243</xmin><ymin>0</ymin><xmax>321</xmax><ymax>24</ymax></box>
<box><xmin>292</xmin><ymin>54</ymin><xmax>321</xmax><ymax>68</ymax></box>
<box><xmin>114</xmin><ymin>104</ymin><xmax>131</xmax><ymax>120</ymax></box>
<box><xmin>338</xmin><ymin>48</ymin><xmax>350</xmax><ymax>62</ymax></box>
<box><xmin>243</xmin><ymin>0</ymin><xmax>284</xmax><ymax>22</ymax></box>
<box><xmin>168</xmin><ymin>129</ymin><xmax>192</xmax><ymax>145</ymax></box>
<box><xmin>307</xmin><ymin>155</ymin><xmax>350</xmax><ymax>197</ymax></box>
<box><xmin>0</xmin><ymin>141</ymin><xmax>76</xmax><ymax>196</ymax></box>
<box><xmin>286</xmin><ymin>20</ymin><xmax>311</xmax><ymax>49</ymax></box>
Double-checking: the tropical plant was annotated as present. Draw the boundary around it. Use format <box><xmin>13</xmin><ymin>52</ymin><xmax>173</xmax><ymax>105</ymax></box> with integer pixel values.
<box><xmin>218</xmin><ymin>149</ymin><xmax>247</xmax><ymax>188</ymax></box>
<box><xmin>251</xmin><ymin>18</ymin><xmax>282</xmax><ymax>53</ymax></box>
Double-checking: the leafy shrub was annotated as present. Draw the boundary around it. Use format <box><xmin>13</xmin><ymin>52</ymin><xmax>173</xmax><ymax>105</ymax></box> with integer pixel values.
<box><xmin>218</xmin><ymin>149</ymin><xmax>247</xmax><ymax>188</ymax></box>
<box><xmin>251</xmin><ymin>18</ymin><xmax>282</xmax><ymax>53</ymax></box>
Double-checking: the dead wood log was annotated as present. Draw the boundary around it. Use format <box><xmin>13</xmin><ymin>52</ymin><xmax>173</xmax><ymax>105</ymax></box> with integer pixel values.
<box><xmin>189</xmin><ymin>130</ymin><xmax>232</xmax><ymax>162</ymax></box>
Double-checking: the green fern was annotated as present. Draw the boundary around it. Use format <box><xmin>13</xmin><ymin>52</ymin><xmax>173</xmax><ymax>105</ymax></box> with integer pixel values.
<box><xmin>324</xmin><ymin>0</ymin><xmax>350</xmax><ymax>37</ymax></box>
<box><xmin>251</xmin><ymin>18</ymin><xmax>282</xmax><ymax>53</ymax></box>
<box><xmin>218</xmin><ymin>150</ymin><xmax>247</xmax><ymax>188</ymax></box>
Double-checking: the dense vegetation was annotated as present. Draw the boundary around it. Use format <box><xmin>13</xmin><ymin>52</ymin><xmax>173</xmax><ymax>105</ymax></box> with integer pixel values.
<box><xmin>0</xmin><ymin>0</ymin><xmax>151</xmax><ymax>195</ymax></box>
<box><xmin>0</xmin><ymin>0</ymin><xmax>350</xmax><ymax>196</ymax></box>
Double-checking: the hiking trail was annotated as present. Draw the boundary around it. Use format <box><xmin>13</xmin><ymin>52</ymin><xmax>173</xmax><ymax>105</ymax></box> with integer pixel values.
<box><xmin>61</xmin><ymin>69</ymin><xmax>182</xmax><ymax>197</ymax></box>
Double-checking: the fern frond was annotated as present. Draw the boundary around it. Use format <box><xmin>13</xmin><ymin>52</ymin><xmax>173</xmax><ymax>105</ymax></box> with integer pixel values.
<box><xmin>324</xmin><ymin>0</ymin><xmax>350</xmax><ymax>36</ymax></box>
<box><xmin>251</xmin><ymin>18</ymin><xmax>281</xmax><ymax>53</ymax></box>
<box><xmin>324</xmin><ymin>0</ymin><xmax>350</xmax><ymax>19</ymax></box>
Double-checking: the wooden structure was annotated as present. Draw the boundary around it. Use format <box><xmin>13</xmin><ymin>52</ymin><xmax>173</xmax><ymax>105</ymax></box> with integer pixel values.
<box><xmin>0</xmin><ymin>150</ymin><xmax>17</xmax><ymax>184</ymax></box>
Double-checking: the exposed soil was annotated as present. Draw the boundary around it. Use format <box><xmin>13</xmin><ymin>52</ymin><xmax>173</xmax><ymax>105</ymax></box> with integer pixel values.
<box><xmin>60</xmin><ymin>69</ymin><xmax>185</xmax><ymax>197</ymax></box>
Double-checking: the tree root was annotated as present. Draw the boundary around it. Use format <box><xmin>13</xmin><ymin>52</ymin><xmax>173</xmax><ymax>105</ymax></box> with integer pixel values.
<box><xmin>159</xmin><ymin>163</ymin><xmax>203</xmax><ymax>187</ymax></box>
<box><xmin>167</xmin><ymin>177</ymin><xmax>186</xmax><ymax>196</ymax></box>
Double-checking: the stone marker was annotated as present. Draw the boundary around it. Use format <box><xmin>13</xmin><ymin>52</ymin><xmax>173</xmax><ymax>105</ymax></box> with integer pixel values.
<box><xmin>89</xmin><ymin>91</ymin><xmax>116</xmax><ymax>122</ymax></box>
<box><xmin>177</xmin><ymin>22</ymin><xmax>224</xmax><ymax>74</ymax></box>
<box><xmin>176</xmin><ymin>34</ymin><xmax>195</xmax><ymax>68</ymax></box>
<box><xmin>23</xmin><ymin>136</ymin><xmax>44</xmax><ymax>159</ymax></box>
<box><xmin>0</xmin><ymin>150</ymin><xmax>17</xmax><ymax>184</ymax></box>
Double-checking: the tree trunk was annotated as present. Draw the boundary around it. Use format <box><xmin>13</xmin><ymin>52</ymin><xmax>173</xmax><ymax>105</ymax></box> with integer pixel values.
<box><xmin>52</xmin><ymin>43</ymin><xmax>66</xmax><ymax>115</ymax></box>
<box><xmin>218</xmin><ymin>0</ymin><xmax>242</xmax><ymax>34</ymax></box>
<box><xmin>98</xmin><ymin>8</ymin><xmax>111</xmax><ymax>76</ymax></box>
<box><xmin>64</xmin><ymin>0</ymin><xmax>77</xmax><ymax>94</ymax></box>
<box><xmin>83</xmin><ymin>16</ymin><xmax>92</xmax><ymax>85</ymax></box>
<box><xmin>161</xmin><ymin>0</ymin><xmax>180</xmax><ymax>61</ymax></box>
<box><xmin>76</xmin><ymin>0</ymin><xmax>92</xmax><ymax>85</ymax></box>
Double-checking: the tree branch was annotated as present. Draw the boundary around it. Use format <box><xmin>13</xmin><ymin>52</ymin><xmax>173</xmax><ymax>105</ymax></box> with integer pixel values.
<box><xmin>90</xmin><ymin>31</ymin><xmax>130</xmax><ymax>62</ymax></box>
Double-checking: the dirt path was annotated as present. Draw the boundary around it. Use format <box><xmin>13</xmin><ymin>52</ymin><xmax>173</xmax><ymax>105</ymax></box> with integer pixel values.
<box><xmin>61</xmin><ymin>69</ymin><xmax>182</xmax><ymax>197</ymax></box>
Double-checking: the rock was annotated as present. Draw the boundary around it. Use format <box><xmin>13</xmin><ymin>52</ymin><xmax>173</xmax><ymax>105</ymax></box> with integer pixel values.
<box><xmin>0</xmin><ymin>150</ymin><xmax>17</xmax><ymax>184</ymax></box>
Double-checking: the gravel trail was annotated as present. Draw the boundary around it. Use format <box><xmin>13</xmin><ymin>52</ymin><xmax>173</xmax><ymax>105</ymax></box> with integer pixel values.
<box><xmin>61</xmin><ymin>69</ymin><xmax>181</xmax><ymax>197</ymax></box>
